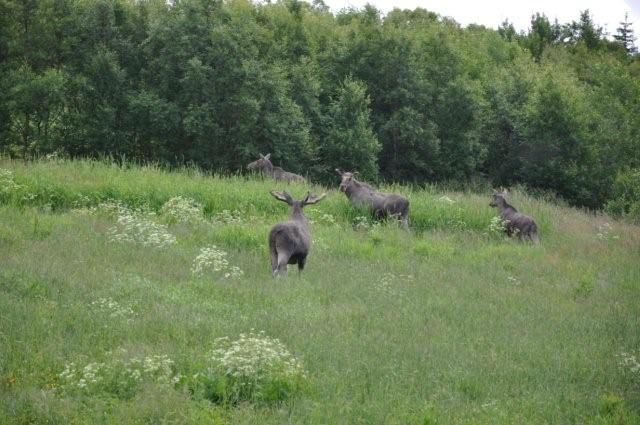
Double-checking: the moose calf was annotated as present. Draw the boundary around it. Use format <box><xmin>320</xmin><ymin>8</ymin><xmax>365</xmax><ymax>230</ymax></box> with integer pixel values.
<box><xmin>247</xmin><ymin>154</ymin><xmax>305</xmax><ymax>183</ymax></box>
<box><xmin>489</xmin><ymin>189</ymin><xmax>539</xmax><ymax>243</ymax></box>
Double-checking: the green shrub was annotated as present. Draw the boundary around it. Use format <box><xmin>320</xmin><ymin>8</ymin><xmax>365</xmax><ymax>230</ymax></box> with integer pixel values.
<box><xmin>598</xmin><ymin>393</ymin><xmax>624</xmax><ymax>417</ymax></box>
<box><xmin>605</xmin><ymin>168</ymin><xmax>640</xmax><ymax>223</ymax></box>
<box><xmin>189</xmin><ymin>331</ymin><xmax>307</xmax><ymax>404</ymax></box>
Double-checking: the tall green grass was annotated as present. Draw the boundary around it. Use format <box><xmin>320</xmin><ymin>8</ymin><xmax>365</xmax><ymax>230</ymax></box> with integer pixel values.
<box><xmin>1</xmin><ymin>158</ymin><xmax>557</xmax><ymax>233</ymax></box>
<box><xmin>1</xmin><ymin>158</ymin><xmax>639</xmax><ymax>424</ymax></box>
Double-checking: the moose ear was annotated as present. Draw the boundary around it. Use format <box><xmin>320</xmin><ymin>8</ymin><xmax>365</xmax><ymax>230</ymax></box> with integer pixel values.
<box><xmin>264</xmin><ymin>153</ymin><xmax>271</xmax><ymax>160</ymax></box>
<box><xmin>502</xmin><ymin>188</ymin><xmax>508</xmax><ymax>195</ymax></box>
<box><xmin>335</xmin><ymin>168</ymin><xmax>344</xmax><ymax>176</ymax></box>
<box><xmin>352</xmin><ymin>171</ymin><xmax>359</xmax><ymax>176</ymax></box>
<box><xmin>270</xmin><ymin>190</ymin><xmax>293</xmax><ymax>205</ymax></box>
<box><xmin>259</xmin><ymin>153</ymin><xmax>264</xmax><ymax>159</ymax></box>
<box><xmin>303</xmin><ymin>192</ymin><xmax>326</xmax><ymax>205</ymax></box>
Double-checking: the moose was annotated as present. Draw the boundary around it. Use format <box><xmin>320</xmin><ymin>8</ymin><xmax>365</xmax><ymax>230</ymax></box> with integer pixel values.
<box><xmin>268</xmin><ymin>190</ymin><xmax>326</xmax><ymax>277</ymax></box>
<box><xmin>489</xmin><ymin>189</ymin><xmax>540</xmax><ymax>243</ymax></box>
<box><xmin>335</xmin><ymin>169</ymin><xmax>410</xmax><ymax>230</ymax></box>
<box><xmin>247</xmin><ymin>153</ymin><xmax>305</xmax><ymax>183</ymax></box>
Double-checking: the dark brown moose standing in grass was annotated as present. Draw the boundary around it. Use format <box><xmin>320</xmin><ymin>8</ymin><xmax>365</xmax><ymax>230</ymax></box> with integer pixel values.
<box><xmin>268</xmin><ymin>190</ymin><xmax>326</xmax><ymax>277</ymax></box>
<box><xmin>247</xmin><ymin>153</ymin><xmax>305</xmax><ymax>183</ymax></box>
<box><xmin>336</xmin><ymin>169</ymin><xmax>410</xmax><ymax>230</ymax></box>
<box><xmin>489</xmin><ymin>189</ymin><xmax>540</xmax><ymax>243</ymax></box>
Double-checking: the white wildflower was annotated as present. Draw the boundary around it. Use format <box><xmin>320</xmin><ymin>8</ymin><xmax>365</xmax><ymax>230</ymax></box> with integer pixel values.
<box><xmin>107</xmin><ymin>205</ymin><xmax>176</xmax><ymax>248</ymax></box>
<box><xmin>208</xmin><ymin>331</ymin><xmax>307</xmax><ymax>389</ymax></box>
<box><xmin>374</xmin><ymin>273</ymin><xmax>412</xmax><ymax>297</ymax></box>
<box><xmin>353</xmin><ymin>215</ymin><xmax>380</xmax><ymax>231</ymax></box>
<box><xmin>507</xmin><ymin>276</ymin><xmax>521</xmax><ymax>286</ymax></box>
<box><xmin>313</xmin><ymin>213</ymin><xmax>338</xmax><ymax>227</ymax></box>
<box><xmin>192</xmin><ymin>245</ymin><xmax>243</xmax><ymax>279</ymax></box>
<box><xmin>619</xmin><ymin>351</ymin><xmax>640</xmax><ymax>375</ymax></box>
<box><xmin>0</xmin><ymin>168</ymin><xmax>22</xmax><ymax>195</ymax></box>
<box><xmin>21</xmin><ymin>192</ymin><xmax>37</xmax><ymax>202</ymax></box>
<box><xmin>89</xmin><ymin>297</ymin><xmax>137</xmax><ymax>322</ymax></box>
<box><xmin>160</xmin><ymin>196</ymin><xmax>204</xmax><ymax>224</ymax></box>
<box><xmin>438</xmin><ymin>195</ymin><xmax>455</xmax><ymax>204</ymax></box>
<box><xmin>58</xmin><ymin>353</ymin><xmax>179</xmax><ymax>395</ymax></box>
<box><xmin>212</xmin><ymin>209</ymin><xmax>244</xmax><ymax>224</ymax></box>
<box><xmin>488</xmin><ymin>216</ymin><xmax>507</xmax><ymax>235</ymax></box>
<box><xmin>596</xmin><ymin>222</ymin><xmax>619</xmax><ymax>241</ymax></box>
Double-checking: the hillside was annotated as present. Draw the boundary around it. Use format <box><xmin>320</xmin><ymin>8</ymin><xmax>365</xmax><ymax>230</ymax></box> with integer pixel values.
<box><xmin>1</xmin><ymin>159</ymin><xmax>639</xmax><ymax>424</ymax></box>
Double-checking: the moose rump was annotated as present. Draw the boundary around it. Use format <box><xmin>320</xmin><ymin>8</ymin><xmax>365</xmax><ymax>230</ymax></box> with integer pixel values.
<box><xmin>268</xmin><ymin>224</ymin><xmax>308</xmax><ymax>272</ymax></box>
<box><xmin>268</xmin><ymin>190</ymin><xmax>326</xmax><ymax>277</ymax></box>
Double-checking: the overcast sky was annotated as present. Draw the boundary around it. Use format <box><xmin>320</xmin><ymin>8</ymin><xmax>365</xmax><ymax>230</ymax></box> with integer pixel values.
<box><xmin>322</xmin><ymin>0</ymin><xmax>640</xmax><ymax>36</ymax></box>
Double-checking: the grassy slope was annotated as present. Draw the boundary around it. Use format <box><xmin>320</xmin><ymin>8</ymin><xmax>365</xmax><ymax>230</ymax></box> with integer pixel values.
<box><xmin>1</xmin><ymin>159</ymin><xmax>639</xmax><ymax>424</ymax></box>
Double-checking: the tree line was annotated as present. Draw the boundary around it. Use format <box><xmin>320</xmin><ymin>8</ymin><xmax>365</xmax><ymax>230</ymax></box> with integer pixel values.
<box><xmin>1</xmin><ymin>0</ymin><xmax>639</xmax><ymax>213</ymax></box>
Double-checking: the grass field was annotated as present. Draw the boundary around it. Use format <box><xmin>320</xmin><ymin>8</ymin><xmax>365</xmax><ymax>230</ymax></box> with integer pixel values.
<box><xmin>1</xmin><ymin>158</ymin><xmax>639</xmax><ymax>424</ymax></box>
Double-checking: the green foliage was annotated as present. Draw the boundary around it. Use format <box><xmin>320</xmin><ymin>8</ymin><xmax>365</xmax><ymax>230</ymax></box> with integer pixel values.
<box><xmin>605</xmin><ymin>168</ymin><xmax>640</xmax><ymax>223</ymax></box>
<box><xmin>522</xmin><ymin>13</ymin><xmax>560</xmax><ymax>62</ymax></box>
<box><xmin>0</xmin><ymin>0</ymin><xmax>639</xmax><ymax>211</ymax></box>
<box><xmin>320</xmin><ymin>77</ymin><xmax>380</xmax><ymax>180</ymax></box>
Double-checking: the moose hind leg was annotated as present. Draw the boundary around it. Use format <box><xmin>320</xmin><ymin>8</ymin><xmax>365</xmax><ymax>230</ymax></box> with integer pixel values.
<box><xmin>297</xmin><ymin>255</ymin><xmax>307</xmax><ymax>274</ymax></box>
<box><xmin>275</xmin><ymin>252</ymin><xmax>289</xmax><ymax>277</ymax></box>
<box><xmin>270</xmin><ymin>248</ymin><xmax>278</xmax><ymax>276</ymax></box>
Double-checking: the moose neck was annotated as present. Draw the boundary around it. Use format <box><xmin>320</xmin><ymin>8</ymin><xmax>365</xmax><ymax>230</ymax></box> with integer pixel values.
<box><xmin>496</xmin><ymin>198</ymin><xmax>516</xmax><ymax>214</ymax></box>
<box><xmin>344</xmin><ymin>180</ymin><xmax>361</xmax><ymax>199</ymax></box>
<box><xmin>261</xmin><ymin>160</ymin><xmax>274</xmax><ymax>175</ymax></box>
<box><xmin>289</xmin><ymin>204</ymin><xmax>307</xmax><ymax>224</ymax></box>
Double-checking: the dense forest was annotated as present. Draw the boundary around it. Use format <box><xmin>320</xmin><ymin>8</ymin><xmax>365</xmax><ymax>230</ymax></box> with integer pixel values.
<box><xmin>1</xmin><ymin>0</ymin><xmax>639</xmax><ymax>215</ymax></box>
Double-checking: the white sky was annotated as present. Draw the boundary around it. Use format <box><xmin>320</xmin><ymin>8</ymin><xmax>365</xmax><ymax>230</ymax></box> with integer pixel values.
<box><xmin>323</xmin><ymin>0</ymin><xmax>640</xmax><ymax>36</ymax></box>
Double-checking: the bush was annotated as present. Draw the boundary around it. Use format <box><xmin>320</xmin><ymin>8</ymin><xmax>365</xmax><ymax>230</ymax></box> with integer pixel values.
<box><xmin>605</xmin><ymin>168</ymin><xmax>640</xmax><ymax>223</ymax></box>
<box><xmin>160</xmin><ymin>196</ymin><xmax>204</xmax><ymax>224</ymax></box>
<box><xmin>189</xmin><ymin>331</ymin><xmax>307</xmax><ymax>404</ymax></box>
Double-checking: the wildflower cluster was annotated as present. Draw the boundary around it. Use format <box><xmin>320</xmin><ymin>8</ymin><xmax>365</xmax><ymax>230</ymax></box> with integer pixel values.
<box><xmin>353</xmin><ymin>215</ymin><xmax>380</xmax><ymax>232</ymax></box>
<box><xmin>45</xmin><ymin>151</ymin><xmax>62</xmax><ymax>160</ymax></box>
<box><xmin>72</xmin><ymin>200</ymin><xmax>127</xmax><ymax>216</ymax></box>
<box><xmin>191</xmin><ymin>245</ymin><xmax>244</xmax><ymax>279</ymax></box>
<box><xmin>438</xmin><ymin>195</ymin><xmax>456</xmax><ymax>204</ymax></box>
<box><xmin>160</xmin><ymin>196</ymin><xmax>204</xmax><ymax>224</ymax></box>
<box><xmin>317</xmin><ymin>213</ymin><xmax>337</xmax><ymax>225</ymax></box>
<box><xmin>192</xmin><ymin>331</ymin><xmax>306</xmax><ymax>403</ymax></box>
<box><xmin>596</xmin><ymin>222</ymin><xmax>619</xmax><ymax>241</ymax></box>
<box><xmin>212</xmin><ymin>209</ymin><xmax>244</xmax><ymax>224</ymax></box>
<box><xmin>507</xmin><ymin>276</ymin><xmax>521</xmax><ymax>286</ymax></box>
<box><xmin>308</xmin><ymin>212</ymin><xmax>339</xmax><ymax>227</ymax></box>
<box><xmin>488</xmin><ymin>216</ymin><xmax>508</xmax><ymax>235</ymax></box>
<box><xmin>619</xmin><ymin>351</ymin><xmax>640</xmax><ymax>378</ymax></box>
<box><xmin>375</xmin><ymin>272</ymin><xmax>414</xmax><ymax>297</ymax></box>
<box><xmin>71</xmin><ymin>194</ymin><xmax>92</xmax><ymax>209</ymax></box>
<box><xmin>108</xmin><ymin>204</ymin><xmax>176</xmax><ymax>248</ymax></box>
<box><xmin>0</xmin><ymin>168</ymin><xmax>21</xmax><ymax>195</ymax></box>
<box><xmin>89</xmin><ymin>297</ymin><xmax>137</xmax><ymax>322</ymax></box>
<box><xmin>58</xmin><ymin>354</ymin><xmax>180</xmax><ymax>398</ymax></box>
<box><xmin>59</xmin><ymin>361</ymin><xmax>106</xmax><ymax>391</ymax></box>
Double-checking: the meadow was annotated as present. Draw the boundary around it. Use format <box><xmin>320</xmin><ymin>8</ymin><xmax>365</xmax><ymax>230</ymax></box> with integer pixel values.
<box><xmin>1</xmin><ymin>158</ymin><xmax>639</xmax><ymax>424</ymax></box>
